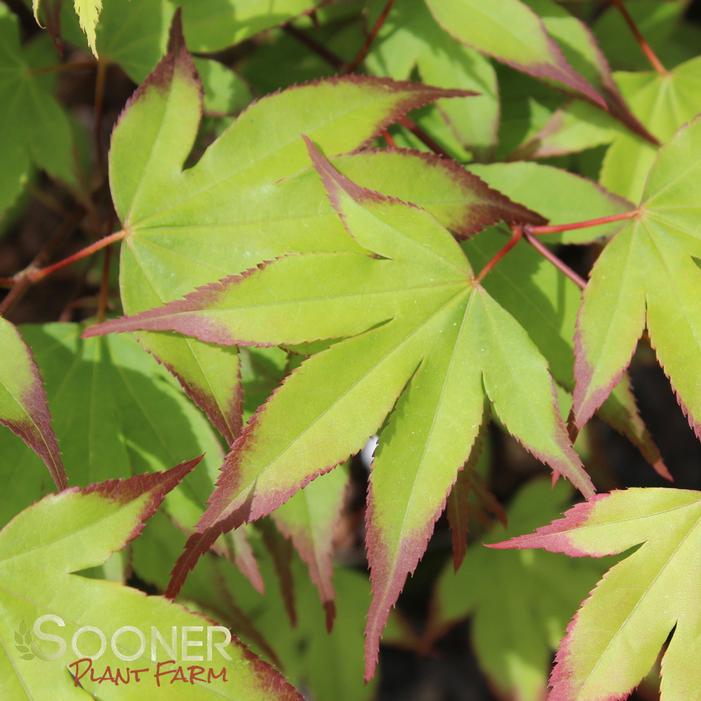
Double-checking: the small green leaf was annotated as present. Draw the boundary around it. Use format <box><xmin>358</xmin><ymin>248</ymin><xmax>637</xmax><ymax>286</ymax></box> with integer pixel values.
<box><xmin>177</xmin><ymin>0</ymin><xmax>320</xmax><ymax>52</ymax></box>
<box><xmin>365</xmin><ymin>0</ymin><xmax>499</xmax><ymax>155</ymax></box>
<box><xmin>272</xmin><ymin>465</ymin><xmax>350</xmax><ymax>631</ymax></box>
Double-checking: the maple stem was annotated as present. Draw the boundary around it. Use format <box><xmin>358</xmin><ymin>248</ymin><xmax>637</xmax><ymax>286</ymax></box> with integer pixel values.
<box><xmin>381</xmin><ymin>129</ymin><xmax>397</xmax><ymax>148</ymax></box>
<box><xmin>343</xmin><ymin>0</ymin><xmax>395</xmax><ymax>74</ymax></box>
<box><xmin>476</xmin><ymin>225</ymin><xmax>523</xmax><ymax>283</ymax></box>
<box><xmin>611</xmin><ymin>0</ymin><xmax>668</xmax><ymax>75</ymax></box>
<box><xmin>398</xmin><ymin>117</ymin><xmax>452</xmax><ymax>159</ymax></box>
<box><xmin>29</xmin><ymin>60</ymin><xmax>97</xmax><ymax>76</ymax></box>
<box><xmin>524</xmin><ymin>233</ymin><xmax>587</xmax><ymax>290</ymax></box>
<box><xmin>94</xmin><ymin>59</ymin><xmax>109</xmax><ymax>169</ymax></box>
<box><xmin>524</xmin><ymin>209</ymin><xmax>639</xmax><ymax>236</ymax></box>
<box><xmin>29</xmin><ymin>230</ymin><xmax>127</xmax><ymax>283</ymax></box>
<box><xmin>96</xmin><ymin>246</ymin><xmax>113</xmax><ymax>323</ymax></box>
<box><xmin>282</xmin><ymin>24</ymin><xmax>344</xmax><ymax>70</ymax></box>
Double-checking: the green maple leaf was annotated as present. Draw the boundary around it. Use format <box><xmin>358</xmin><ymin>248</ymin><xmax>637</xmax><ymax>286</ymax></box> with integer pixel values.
<box><xmin>573</xmin><ymin>116</ymin><xmax>701</xmax><ymax>440</ymax></box>
<box><xmin>87</xmin><ymin>138</ymin><xmax>595</xmax><ymax>678</ymax></box>
<box><xmin>0</xmin><ymin>459</ymin><xmax>301</xmax><ymax>700</ymax></box>
<box><xmin>601</xmin><ymin>55</ymin><xmax>701</xmax><ymax>201</ymax></box>
<box><xmin>107</xmin><ymin>14</ymin><xmax>502</xmax><ymax>447</ymax></box>
<box><xmin>0</xmin><ymin>5</ymin><xmax>81</xmax><ymax>214</ymax></box>
<box><xmin>0</xmin><ymin>318</ymin><xmax>66</xmax><ymax>491</ymax></box>
<box><xmin>495</xmin><ymin>487</ymin><xmax>701</xmax><ymax>700</ymax></box>
<box><xmin>430</xmin><ymin>480</ymin><xmax>605</xmax><ymax>701</ymax></box>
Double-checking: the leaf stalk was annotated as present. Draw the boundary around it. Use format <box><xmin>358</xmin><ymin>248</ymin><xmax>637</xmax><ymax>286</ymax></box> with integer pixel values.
<box><xmin>611</xmin><ymin>0</ymin><xmax>668</xmax><ymax>75</ymax></box>
<box><xmin>524</xmin><ymin>209</ymin><xmax>639</xmax><ymax>236</ymax></box>
<box><xmin>343</xmin><ymin>0</ymin><xmax>396</xmax><ymax>74</ymax></box>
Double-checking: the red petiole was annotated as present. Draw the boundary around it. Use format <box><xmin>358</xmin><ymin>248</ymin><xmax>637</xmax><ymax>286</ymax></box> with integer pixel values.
<box><xmin>524</xmin><ymin>209</ymin><xmax>639</xmax><ymax>236</ymax></box>
<box><xmin>611</xmin><ymin>0</ymin><xmax>668</xmax><ymax>75</ymax></box>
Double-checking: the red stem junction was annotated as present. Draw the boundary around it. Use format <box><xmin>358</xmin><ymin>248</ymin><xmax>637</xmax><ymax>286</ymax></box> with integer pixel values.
<box><xmin>476</xmin><ymin>225</ymin><xmax>523</xmax><ymax>283</ymax></box>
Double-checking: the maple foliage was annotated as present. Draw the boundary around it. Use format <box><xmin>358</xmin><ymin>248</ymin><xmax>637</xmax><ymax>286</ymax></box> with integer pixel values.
<box><xmin>495</xmin><ymin>487</ymin><xmax>701</xmax><ymax>701</ymax></box>
<box><xmin>2</xmin><ymin>1</ymin><xmax>701</xmax><ymax>699</ymax></box>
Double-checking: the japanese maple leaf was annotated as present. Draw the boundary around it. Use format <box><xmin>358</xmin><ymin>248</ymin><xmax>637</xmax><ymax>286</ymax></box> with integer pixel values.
<box><xmin>495</xmin><ymin>487</ymin><xmax>701</xmax><ymax>701</ymax></box>
<box><xmin>573</xmin><ymin>115</ymin><xmax>701</xmax><ymax>438</ymax></box>
<box><xmin>87</xmin><ymin>140</ymin><xmax>595</xmax><ymax>679</ymax></box>
<box><xmin>108</xmin><ymin>13</ymin><xmax>491</xmax><ymax>446</ymax></box>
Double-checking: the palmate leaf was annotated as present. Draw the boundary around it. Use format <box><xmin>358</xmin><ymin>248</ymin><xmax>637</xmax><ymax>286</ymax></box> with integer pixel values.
<box><xmin>89</xmin><ymin>141</ymin><xmax>595</xmax><ymax>678</ymax></box>
<box><xmin>430</xmin><ymin>480</ymin><xmax>606</xmax><ymax>701</ymax></box>
<box><xmin>0</xmin><ymin>319</ymin><xmax>66</xmax><ymax>491</ymax></box>
<box><xmin>0</xmin><ymin>459</ymin><xmax>302</xmax><ymax>700</ymax></box>
<box><xmin>574</xmin><ymin>116</ymin><xmax>701</xmax><ymax>440</ymax></box>
<box><xmin>108</xmin><ymin>14</ymin><xmax>489</xmax><ymax>446</ymax></box>
<box><xmin>495</xmin><ymin>487</ymin><xmax>701</xmax><ymax>700</ymax></box>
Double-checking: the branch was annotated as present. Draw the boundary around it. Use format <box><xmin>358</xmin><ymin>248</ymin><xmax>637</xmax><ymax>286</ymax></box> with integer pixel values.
<box><xmin>342</xmin><ymin>0</ymin><xmax>395</xmax><ymax>74</ymax></box>
<box><xmin>26</xmin><ymin>230</ymin><xmax>127</xmax><ymax>284</ymax></box>
<box><xmin>1</xmin><ymin>229</ymin><xmax>127</xmax><ymax>318</ymax></box>
<box><xmin>282</xmin><ymin>24</ymin><xmax>344</xmax><ymax>70</ymax></box>
<box><xmin>611</xmin><ymin>0</ymin><xmax>668</xmax><ymax>75</ymax></box>
<box><xmin>397</xmin><ymin>117</ymin><xmax>452</xmax><ymax>159</ymax></box>
<box><xmin>524</xmin><ymin>233</ymin><xmax>587</xmax><ymax>290</ymax></box>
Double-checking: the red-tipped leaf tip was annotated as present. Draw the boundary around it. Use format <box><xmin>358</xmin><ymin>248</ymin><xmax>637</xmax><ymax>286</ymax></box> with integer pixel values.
<box><xmin>167</xmin><ymin>8</ymin><xmax>185</xmax><ymax>54</ymax></box>
<box><xmin>324</xmin><ymin>601</ymin><xmax>336</xmax><ymax>633</ymax></box>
